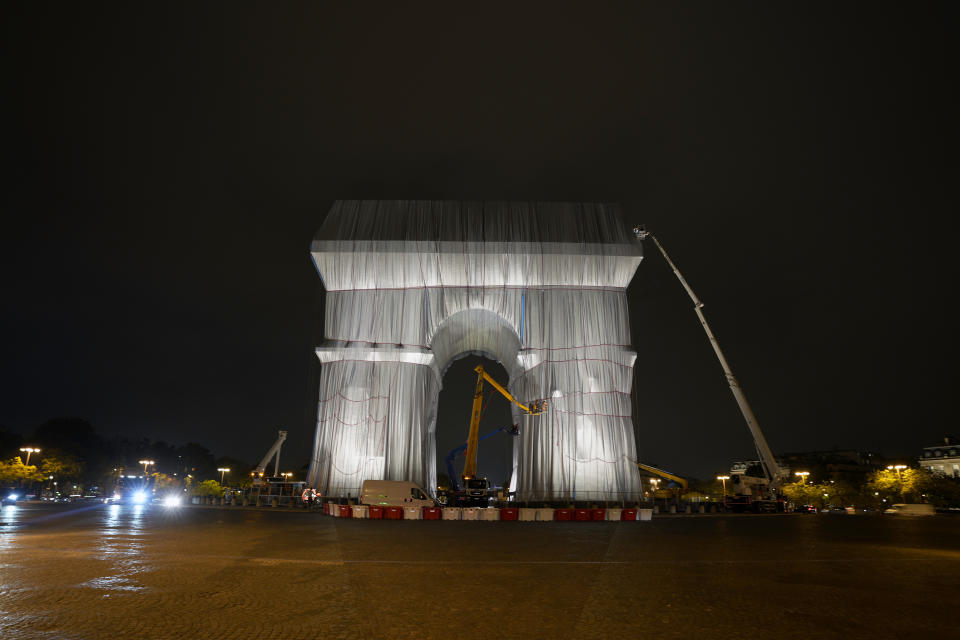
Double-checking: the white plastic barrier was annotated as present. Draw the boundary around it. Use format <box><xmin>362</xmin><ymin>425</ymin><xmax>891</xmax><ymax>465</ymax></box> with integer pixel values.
<box><xmin>403</xmin><ymin>507</ymin><xmax>421</xmax><ymax>520</ymax></box>
<box><xmin>480</xmin><ymin>508</ymin><xmax>500</xmax><ymax>521</ymax></box>
<box><xmin>606</xmin><ymin>508</ymin><xmax>622</xmax><ymax>521</ymax></box>
<box><xmin>518</xmin><ymin>508</ymin><xmax>537</xmax><ymax>521</ymax></box>
<box><xmin>442</xmin><ymin>507</ymin><xmax>462</xmax><ymax>521</ymax></box>
<box><xmin>536</xmin><ymin>508</ymin><xmax>555</xmax><ymax>521</ymax></box>
<box><xmin>461</xmin><ymin>508</ymin><xmax>480</xmax><ymax>521</ymax></box>
<box><xmin>352</xmin><ymin>505</ymin><xmax>369</xmax><ymax>519</ymax></box>
<box><xmin>639</xmin><ymin>509</ymin><xmax>653</xmax><ymax>521</ymax></box>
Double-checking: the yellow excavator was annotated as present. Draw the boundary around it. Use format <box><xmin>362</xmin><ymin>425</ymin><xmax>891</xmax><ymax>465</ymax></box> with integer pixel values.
<box><xmin>458</xmin><ymin>365</ymin><xmax>547</xmax><ymax>505</ymax></box>
<box><xmin>636</xmin><ymin>462</ymin><xmax>689</xmax><ymax>498</ymax></box>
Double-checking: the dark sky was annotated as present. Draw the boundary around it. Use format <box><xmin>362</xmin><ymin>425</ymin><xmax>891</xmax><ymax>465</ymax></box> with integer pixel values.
<box><xmin>2</xmin><ymin>3</ymin><xmax>951</xmax><ymax>481</ymax></box>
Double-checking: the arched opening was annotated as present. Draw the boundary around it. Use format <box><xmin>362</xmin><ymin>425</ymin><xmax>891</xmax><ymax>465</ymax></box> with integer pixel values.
<box><xmin>434</xmin><ymin>355</ymin><xmax>516</xmax><ymax>499</ymax></box>
<box><xmin>423</xmin><ymin>308</ymin><xmax>522</xmax><ymax>497</ymax></box>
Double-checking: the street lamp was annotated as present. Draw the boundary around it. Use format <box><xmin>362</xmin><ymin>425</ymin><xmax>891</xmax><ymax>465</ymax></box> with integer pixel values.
<box><xmin>20</xmin><ymin>447</ymin><xmax>41</xmax><ymax>466</ymax></box>
<box><xmin>218</xmin><ymin>467</ymin><xmax>231</xmax><ymax>484</ymax></box>
<box><xmin>887</xmin><ymin>464</ymin><xmax>907</xmax><ymax>499</ymax></box>
<box><xmin>281</xmin><ymin>472</ymin><xmax>293</xmax><ymax>481</ymax></box>
<box><xmin>716</xmin><ymin>475</ymin><xmax>730</xmax><ymax>500</ymax></box>
<box><xmin>139</xmin><ymin>459</ymin><xmax>155</xmax><ymax>475</ymax></box>
<box><xmin>794</xmin><ymin>471</ymin><xmax>810</xmax><ymax>483</ymax></box>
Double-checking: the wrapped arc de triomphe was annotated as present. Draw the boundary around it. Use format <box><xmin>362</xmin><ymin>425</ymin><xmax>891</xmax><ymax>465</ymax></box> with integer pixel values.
<box><xmin>306</xmin><ymin>201</ymin><xmax>644</xmax><ymax>502</ymax></box>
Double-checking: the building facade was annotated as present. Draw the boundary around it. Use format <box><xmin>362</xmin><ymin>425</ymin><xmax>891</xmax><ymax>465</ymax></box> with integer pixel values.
<box><xmin>919</xmin><ymin>436</ymin><xmax>960</xmax><ymax>477</ymax></box>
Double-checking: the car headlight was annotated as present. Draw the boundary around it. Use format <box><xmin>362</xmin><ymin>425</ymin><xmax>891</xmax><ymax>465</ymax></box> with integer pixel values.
<box><xmin>131</xmin><ymin>490</ymin><xmax>148</xmax><ymax>504</ymax></box>
<box><xmin>163</xmin><ymin>495</ymin><xmax>181</xmax><ymax>508</ymax></box>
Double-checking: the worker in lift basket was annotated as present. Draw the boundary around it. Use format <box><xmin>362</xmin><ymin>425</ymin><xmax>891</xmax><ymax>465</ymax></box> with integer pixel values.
<box><xmin>301</xmin><ymin>487</ymin><xmax>317</xmax><ymax>508</ymax></box>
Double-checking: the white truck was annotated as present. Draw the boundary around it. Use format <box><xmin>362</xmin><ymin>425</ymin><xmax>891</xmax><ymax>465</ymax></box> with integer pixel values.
<box><xmin>359</xmin><ymin>480</ymin><xmax>436</xmax><ymax>508</ymax></box>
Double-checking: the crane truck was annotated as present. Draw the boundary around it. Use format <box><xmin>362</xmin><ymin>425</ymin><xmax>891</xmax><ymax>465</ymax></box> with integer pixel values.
<box><xmin>455</xmin><ymin>365</ymin><xmax>546</xmax><ymax>506</ymax></box>
<box><xmin>634</xmin><ymin>227</ymin><xmax>789</xmax><ymax>511</ymax></box>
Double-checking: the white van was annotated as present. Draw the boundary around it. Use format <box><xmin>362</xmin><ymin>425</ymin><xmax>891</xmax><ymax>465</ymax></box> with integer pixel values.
<box><xmin>359</xmin><ymin>480</ymin><xmax>435</xmax><ymax>508</ymax></box>
<box><xmin>883</xmin><ymin>503</ymin><xmax>935</xmax><ymax>516</ymax></box>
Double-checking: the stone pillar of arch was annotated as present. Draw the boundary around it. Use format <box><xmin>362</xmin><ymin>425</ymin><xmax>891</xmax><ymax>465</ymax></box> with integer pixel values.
<box><xmin>307</xmin><ymin>201</ymin><xmax>644</xmax><ymax>503</ymax></box>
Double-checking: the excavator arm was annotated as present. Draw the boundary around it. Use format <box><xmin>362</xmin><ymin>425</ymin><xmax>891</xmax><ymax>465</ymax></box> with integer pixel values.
<box><xmin>636</xmin><ymin>462</ymin><xmax>688</xmax><ymax>491</ymax></box>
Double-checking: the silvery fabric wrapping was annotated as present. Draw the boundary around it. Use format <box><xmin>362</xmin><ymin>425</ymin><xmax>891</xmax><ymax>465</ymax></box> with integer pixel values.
<box><xmin>308</xmin><ymin>201</ymin><xmax>644</xmax><ymax>502</ymax></box>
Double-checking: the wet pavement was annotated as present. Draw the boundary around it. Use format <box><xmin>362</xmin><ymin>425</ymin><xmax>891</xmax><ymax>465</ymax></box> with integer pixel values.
<box><xmin>1</xmin><ymin>502</ymin><xmax>957</xmax><ymax>639</ymax></box>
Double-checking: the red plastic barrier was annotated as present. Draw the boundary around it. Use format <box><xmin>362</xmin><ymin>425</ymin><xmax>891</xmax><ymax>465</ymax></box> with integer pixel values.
<box><xmin>385</xmin><ymin>506</ymin><xmax>404</xmax><ymax>520</ymax></box>
<box><xmin>500</xmin><ymin>508</ymin><xmax>519</xmax><ymax>521</ymax></box>
<box><xmin>591</xmin><ymin>509</ymin><xmax>606</xmax><ymax>521</ymax></box>
<box><xmin>339</xmin><ymin>505</ymin><xmax>352</xmax><ymax>518</ymax></box>
<box><xmin>620</xmin><ymin>508</ymin><xmax>637</xmax><ymax>521</ymax></box>
<box><xmin>368</xmin><ymin>505</ymin><xmax>384</xmax><ymax>519</ymax></box>
<box><xmin>422</xmin><ymin>507</ymin><xmax>441</xmax><ymax>520</ymax></box>
<box><xmin>554</xmin><ymin>508</ymin><xmax>573</xmax><ymax>521</ymax></box>
<box><xmin>323</xmin><ymin>502</ymin><xmax>331</xmax><ymax>515</ymax></box>
<box><xmin>574</xmin><ymin>509</ymin><xmax>591</xmax><ymax>521</ymax></box>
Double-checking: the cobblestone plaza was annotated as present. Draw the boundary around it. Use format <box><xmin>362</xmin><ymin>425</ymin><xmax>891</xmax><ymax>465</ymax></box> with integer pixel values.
<box><xmin>1</xmin><ymin>503</ymin><xmax>957</xmax><ymax>639</ymax></box>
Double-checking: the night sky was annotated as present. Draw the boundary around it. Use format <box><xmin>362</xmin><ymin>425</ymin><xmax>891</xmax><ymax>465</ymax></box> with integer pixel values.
<box><xmin>3</xmin><ymin>3</ymin><xmax>950</xmax><ymax>482</ymax></box>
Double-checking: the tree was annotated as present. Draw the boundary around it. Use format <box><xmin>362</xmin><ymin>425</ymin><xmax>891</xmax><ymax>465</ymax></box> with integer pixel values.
<box><xmin>153</xmin><ymin>473</ymin><xmax>179</xmax><ymax>493</ymax></box>
<box><xmin>40</xmin><ymin>454</ymin><xmax>85</xmax><ymax>484</ymax></box>
<box><xmin>782</xmin><ymin>481</ymin><xmax>836</xmax><ymax>509</ymax></box>
<box><xmin>32</xmin><ymin>417</ymin><xmax>112</xmax><ymax>484</ymax></box>
<box><xmin>193</xmin><ymin>479</ymin><xmax>224</xmax><ymax>498</ymax></box>
<box><xmin>177</xmin><ymin>442</ymin><xmax>217</xmax><ymax>481</ymax></box>
<box><xmin>867</xmin><ymin>467</ymin><xmax>926</xmax><ymax>504</ymax></box>
<box><xmin>918</xmin><ymin>473</ymin><xmax>960</xmax><ymax>508</ymax></box>
<box><xmin>0</xmin><ymin>457</ymin><xmax>45</xmax><ymax>486</ymax></box>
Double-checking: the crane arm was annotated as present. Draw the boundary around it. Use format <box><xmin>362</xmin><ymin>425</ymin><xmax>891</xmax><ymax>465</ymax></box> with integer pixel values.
<box><xmin>463</xmin><ymin>365</ymin><xmax>546</xmax><ymax>480</ymax></box>
<box><xmin>476</xmin><ymin>367</ymin><xmax>547</xmax><ymax>416</ymax></box>
<box><xmin>254</xmin><ymin>430</ymin><xmax>288</xmax><ymax>478</ymax></box>
<box><xmin>636</xmin><ymin>462</ymin><xmax>689</xmax><ymax>491</ymax></box>
<box><xmin>636</xmin><ymin>228</ymin><xmax>784</xmax><ymax>495</ymax></box>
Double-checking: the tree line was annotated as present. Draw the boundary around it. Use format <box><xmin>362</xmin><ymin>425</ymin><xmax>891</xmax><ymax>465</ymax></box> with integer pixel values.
<box><xmin>0</xmin><ymin>417</ymin><xmax>254</xmax><ymax>495</ymax></box>
<box><xmin>778</xmin><ymin>466</ymin><xmax>960</xmax><ymax>510</ymax></box>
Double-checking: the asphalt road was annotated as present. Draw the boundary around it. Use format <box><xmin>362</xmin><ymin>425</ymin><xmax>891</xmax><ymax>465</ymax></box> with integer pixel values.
<box><xmin>1</xmin><ymin>503</ymin><xmax>957</xmax><ymax>639</ymax></box>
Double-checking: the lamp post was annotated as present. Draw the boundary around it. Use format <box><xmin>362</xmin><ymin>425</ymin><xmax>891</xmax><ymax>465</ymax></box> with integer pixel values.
<box><xmin>887</xmin><ymin>464</ymin><xmax>907</xmax><ymax>500</ymax></box>
<box><xmin>20</xmin><ymin>447</ymin><xmax>41</xmax><ymax>466</ymax></box>
<box><xmin>218</xmin><ymin>467</ymin><xmax>230</xmax><ymax>484</ymax></box>
<box><xmin>716</xmin><ymin>475</ymin><xmax>730</xmax><ymax>502</ymax></box>
<box><xmin>139</xmin><ymin>459</ymin><xmax>155</xmax><ymax>476</ymax></box>
<box><xmin>281</xmin><ymin>472</ymin><xmax>293</xmax><ymax>481</ymax></box>
<box><xmin>794</xmin><ymin>471</ymin><xmax>809</xmax><ymax>483</ymax></box>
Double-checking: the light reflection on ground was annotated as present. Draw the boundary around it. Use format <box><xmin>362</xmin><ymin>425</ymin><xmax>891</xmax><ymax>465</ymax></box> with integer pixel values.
<box><xmin>86</xmin><ymin>503</ymin><xmax>151</xmax><ymax>593</ymax></box>
<box><xmin>1</xmin><ymin>504</ymin><xmax>956</xmax><ymax>640</ymax></box>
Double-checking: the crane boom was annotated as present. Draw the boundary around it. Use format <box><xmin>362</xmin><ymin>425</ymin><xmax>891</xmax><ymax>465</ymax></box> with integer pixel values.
<box><xmin>462</xmin><ymin>365</ymin><xmax>546</xmax><ymax>481</ymax></box>
<box><xmin>636</xmin><ymin>462</ymin><xmax>689</xmax><ymax>491</ymax></box>
<box><xmin>636</xmin><ymin>228</ymin><xmax>783</xmax><ymax>495</ymax></box>
<box><xmin>254</xmin><ymin>429</ymin><xmax>288</xmax><ymax>479</ymax></box>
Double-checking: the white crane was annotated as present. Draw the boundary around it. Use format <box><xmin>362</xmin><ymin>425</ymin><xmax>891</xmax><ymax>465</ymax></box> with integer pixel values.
<box><xmin>634</xmin><ymin>226</ymin><xmax>786</xmax><ymax>498</ymax></box>
<box><xmin>253</xmin><ymin>429</ymin><xmax>288</xmax><ymax>483</ymax></box>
